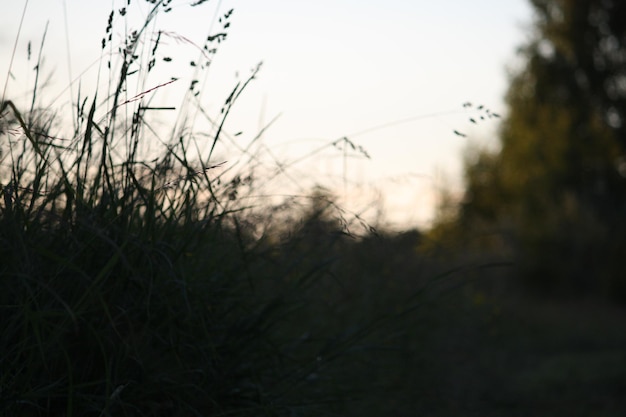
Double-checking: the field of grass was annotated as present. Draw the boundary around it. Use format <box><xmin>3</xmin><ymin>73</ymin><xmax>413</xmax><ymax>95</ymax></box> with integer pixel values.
<box><xmin>2</xmin><ymin>1</ymin><xmax>626</xmax><ymax>416</ymax></box>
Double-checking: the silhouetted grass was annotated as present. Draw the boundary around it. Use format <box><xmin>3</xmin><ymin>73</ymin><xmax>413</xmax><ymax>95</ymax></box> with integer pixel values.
<box><xmin>0</xmin><ymin>2</ymin><xmax>439</xmax><ymax>416</ymax></box>
<box><xmin>0</xmin><ymin>2</ymin><xmax>360</xmax><ymax>416</ymax></box>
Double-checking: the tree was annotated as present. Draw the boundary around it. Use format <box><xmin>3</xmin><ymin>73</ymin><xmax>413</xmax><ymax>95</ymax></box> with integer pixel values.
<box><xmin>455</xmin><ymin>0</ymin><xmax>626</xmax><ymax>298</ymax></box>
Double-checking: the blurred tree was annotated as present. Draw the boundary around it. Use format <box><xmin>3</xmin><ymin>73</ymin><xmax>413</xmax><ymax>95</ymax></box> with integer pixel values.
<box><xmin>454</xmin><ymin>0</ymin><xmax>626</xmax><ymax>298</ymax></box>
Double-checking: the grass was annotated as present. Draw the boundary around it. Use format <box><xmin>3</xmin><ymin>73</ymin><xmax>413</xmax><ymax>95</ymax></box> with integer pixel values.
<box><xmin>0</xmin><ymin>1</ymin><xmax>435</xmax><ymax>415</ymax></box>
<box><xmin>1</xmin><ymin>2</ymin><xmax>342</xmax><ymax>416</ymax></box>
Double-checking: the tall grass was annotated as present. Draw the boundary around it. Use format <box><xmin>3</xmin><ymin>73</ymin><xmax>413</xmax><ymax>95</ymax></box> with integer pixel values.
<box><xmin>0</xmin><ymin>1</ymin><xmax>437</xmax><ymax>416</ymax></box>
<box><xmin>1</xmin><ymin>2</ymin><xmax>327</xmax><ymax>416</ymax></box>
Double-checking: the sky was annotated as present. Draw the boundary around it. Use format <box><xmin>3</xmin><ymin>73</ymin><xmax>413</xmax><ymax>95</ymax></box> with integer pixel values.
<box><xmin>1</xmin><ymin>0</ymin><xmax>533</xmax><ymax>229</ymax></box>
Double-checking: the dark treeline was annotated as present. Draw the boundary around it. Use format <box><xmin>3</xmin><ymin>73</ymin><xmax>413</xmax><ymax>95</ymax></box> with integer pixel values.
<box><xmin>430</xmin><ymin>0</ymin><xmax>626</xmax><ymax>301</ymax></box>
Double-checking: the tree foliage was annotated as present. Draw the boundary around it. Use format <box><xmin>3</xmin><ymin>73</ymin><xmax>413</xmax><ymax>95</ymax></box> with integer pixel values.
<box><xmin>453</xmin><ymin>0</ymin><xmax>626</xmax><ymax>298</ymax></box>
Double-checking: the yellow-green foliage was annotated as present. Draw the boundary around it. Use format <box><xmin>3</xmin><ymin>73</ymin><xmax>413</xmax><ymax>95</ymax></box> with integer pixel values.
<box><xmin>431</xmin><ymin>0</ymin><xmax>626</xmax><ymax>299</ymax></box>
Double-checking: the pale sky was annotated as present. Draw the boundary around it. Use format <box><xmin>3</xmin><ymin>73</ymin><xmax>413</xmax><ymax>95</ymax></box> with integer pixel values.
<box><xmin>1</xmin><ymin>0</ymin><xmax>532</xmax><ymax>229</ymax></box>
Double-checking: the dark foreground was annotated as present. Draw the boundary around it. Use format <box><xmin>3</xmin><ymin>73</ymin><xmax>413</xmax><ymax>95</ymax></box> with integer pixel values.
<box><xmin>349</xmin><ymin>289</ymin><xmax>626</xmax><ymax>417</ymax></box>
